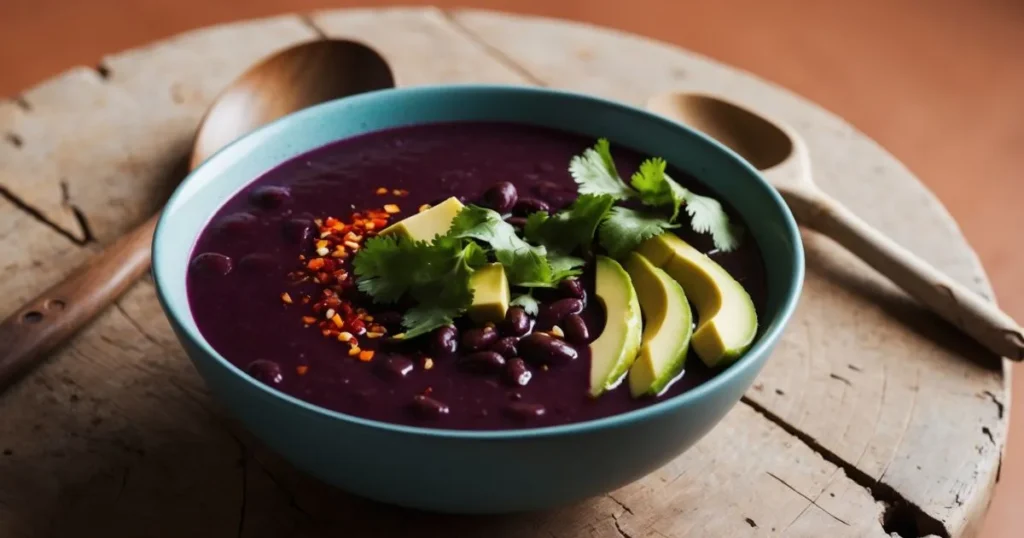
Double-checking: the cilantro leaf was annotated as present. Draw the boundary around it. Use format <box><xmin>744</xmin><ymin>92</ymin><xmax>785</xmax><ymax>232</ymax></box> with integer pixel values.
<box><xmin>679</xmin><ymin>189</ymin><xmax>743</xmax><ymax>252</ymax></box>
<box><xmin>630</xmin><ymin>158</ymin><xmax>683</xmax><ymax>220</ymax></box>
<box><xmin>628</xmin><ymin>156</ymin><xmax>742</xmax><ymax>251</ymax></box>
<box><xmin>354</xmin><ymin>234</ymin><xmax>487</xmax><ymax>337</ymax></box>
<box><xmin>510</xmin><ymin>293</ymin><xmax>540</xmax><ymax>316</ymax></box>
<box><xmin>401</xmin><ymin>306</ymin><xmax>458</xmax><ymax>339</ymax></box>
<box><xmin>448</xmin><ymin>205</ymin><xmax>570</xmax><ymax>288</ymax></box>
<box><xmin>598</xmin><ymin>207</ymin><xmax>677</xmax><ymax>259</ymax></box>
<box><xmin>524</xmin><ymin>194</ymin><xmax>615</xmax><ymax>254</ymax></box>
<box><xmin>569</xmin><ymin>138</ymin><xmax>634</xmax><ymax>199</ymax></box>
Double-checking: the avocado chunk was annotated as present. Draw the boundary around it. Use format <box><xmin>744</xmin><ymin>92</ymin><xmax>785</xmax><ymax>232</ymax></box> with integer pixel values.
<box><xmin>380</xmin><ymin>196</ymin><xmax>464</xmax><ymax>242</ymax></box>
<box><xmin>624</xmin><ymin>252</ymin><xmax>693</xmax><ymax>397</ymax></box>
<box><xmin>380</xmin><ymin>197</ymin><xmax>510</xmax><ymax>324</ymax></box>
<box><xmin>467</xmin><ymin>263</ymin><xmax>510</xmax><ymax>324</ymax></box>
<box><xmin>588</xmin><ymin>256</ymin><xmax>643</xmax><ymax>397</ymax></box>
<box><xmin>636</xmin><ymin>234</ymin><xmax>757</xmax><ymax>367</ymax></box>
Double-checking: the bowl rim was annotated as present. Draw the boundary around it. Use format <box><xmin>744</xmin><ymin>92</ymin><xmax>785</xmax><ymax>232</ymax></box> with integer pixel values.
<box><xmin>153</xmin><ymin>83</ymin><xmax>805</xmax><ymax>440</ymax></box>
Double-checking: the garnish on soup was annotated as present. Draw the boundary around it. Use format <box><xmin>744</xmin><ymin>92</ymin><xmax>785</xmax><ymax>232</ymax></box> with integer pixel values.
<box><xmin>187</xmin><ymin>122</ymin><xmax>765</xmax><ymax>430</ymax></box>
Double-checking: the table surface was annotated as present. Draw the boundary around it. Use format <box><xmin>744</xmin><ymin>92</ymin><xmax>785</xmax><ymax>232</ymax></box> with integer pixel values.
<box><xmin>0</xmin><ymin>8</ymin><xmax>1008</xmax><ymax>537</ymax></box>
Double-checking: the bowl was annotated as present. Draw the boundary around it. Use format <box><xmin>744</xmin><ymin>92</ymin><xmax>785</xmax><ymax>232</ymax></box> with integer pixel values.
<box><xmin>152</xmin><ymin>85</ymin><xmax>804</xmax><ymax>514</ymax></box>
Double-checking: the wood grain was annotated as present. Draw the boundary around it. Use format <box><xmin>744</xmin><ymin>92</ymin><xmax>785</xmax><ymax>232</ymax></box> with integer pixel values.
<box><xmin>0</xmin><ymin>7</ymin><xmax>1007</xmax><ymax>537</ymax></box>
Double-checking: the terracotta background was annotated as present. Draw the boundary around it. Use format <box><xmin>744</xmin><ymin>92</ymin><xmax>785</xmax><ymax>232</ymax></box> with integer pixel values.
<box><xmin>2</xmin><ymin>0</ymin><xmax>1021</xmax><ymax>535</ymax></box>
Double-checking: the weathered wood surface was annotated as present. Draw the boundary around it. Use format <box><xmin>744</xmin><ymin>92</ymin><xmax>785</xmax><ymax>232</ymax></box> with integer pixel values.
<box><xmin>0</xmin><ymin>7</ymin><xmax>1006</xmax><ymax>537</ymax></box>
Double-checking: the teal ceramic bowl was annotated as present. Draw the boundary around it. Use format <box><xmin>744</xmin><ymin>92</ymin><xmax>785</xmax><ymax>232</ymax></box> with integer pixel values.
<box><xmin>152</xmin><ymin>85</ymin><xmax>803</xmax><ymax>514</ymax></box>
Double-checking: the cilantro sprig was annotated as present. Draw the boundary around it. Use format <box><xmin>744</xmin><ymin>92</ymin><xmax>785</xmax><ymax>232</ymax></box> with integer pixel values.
<box><xmin>353</xmin><ymin>235</ymin><xmax>488</xmax><ymax>338</ymax></box>
<box><xmin>570</xmin><ymin>138</ymin><xmax>742</xmax><ymax>252</ymax></box>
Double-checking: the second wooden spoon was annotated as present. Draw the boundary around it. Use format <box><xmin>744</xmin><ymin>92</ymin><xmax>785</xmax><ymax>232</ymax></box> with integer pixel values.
<box><xmin>647</xmin><ymin>91</ymin><xmax>1023</xmax><ymax>361</ymax></box>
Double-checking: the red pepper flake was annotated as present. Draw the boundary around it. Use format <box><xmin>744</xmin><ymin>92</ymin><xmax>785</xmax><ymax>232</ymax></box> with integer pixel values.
<box><xmin>383</xmin><ymin>204</ymin><xmax>400</xmax><ymax>214</ymax></box>
<box><xmin>393</xmin><ymin>189</ymin><xmax>409</xmax><ymax>197</ymax></box>
<box><xmin>296</xmin><ymin>365</ymin><xmax>309</xmax><ymax>375</ymax></box>
<box><xmin>418</xmin><ymin>204</ymin><xmax>431</xmax><ymax>213</ymax></box>
<box><xmin>423</xmin><ymin>386</ymin><xmax>433</xmax><ymax>395</ymax></box>
<box><xmin>375</xmin><ymin>187</ymin><xmax>388</xmax><ymax>195</ymax></box>
<box><xmin>358</xmin><ymin>350</ymin><xmax>375</xmax><ymax>362</ymax></box>
<box><xmin>423</xmin><ymin>358</ymin><xmax>434</xmax><ymax>370</ymax></box>
<box><xmin>280</xmin><ymin>292</ymin><xmax>293</xmax><ymax>304</ymax></box>
<box><xmin>307</xmin><ymin>258</ymin><xmax>325</xmax><ymax>271</ymax></box>
<box><xmin>302</xmin><ymin>316</ymin><xmax>317</xmax><ymax>326</ymax></box>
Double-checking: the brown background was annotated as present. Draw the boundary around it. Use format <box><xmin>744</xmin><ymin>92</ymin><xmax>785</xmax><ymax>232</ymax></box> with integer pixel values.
<box><xmin>2</xmin><ymin>0</ymin><xmax>1021</xmax><ymax>535</ymax></box>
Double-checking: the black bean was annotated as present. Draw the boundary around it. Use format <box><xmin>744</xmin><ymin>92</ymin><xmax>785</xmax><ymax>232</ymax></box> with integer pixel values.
<box><xmin>190</xmin><ymin>252</ymin><xmax>233</xmax><ymax>276</ymax></box>
<box><xmin>375</xmin><ymin>356</ymin><xmax>414</xmax><ymax>380</ymax></box>
<box><xmin>558</xmin><ymin>278</ymin><xmax>585</xmax><ymax>299</ymax></box>
<box><xmin>536</xmin><ymin>298</ymin><xmax>584</xmax><ymax>330</ymax></box>
<box><xmin>505</xmin><ymin>216</ymin><xmax>528</xmax><ymax>228</ymax></box>
<box><xmin>518</xmin><ymin>332</ymin><xmax>578</xmax><ymax>365</ymax></box>
<box><xmin>503</xmin><ymin>402</ymin><xmax>546</xmax><ymax>420</ymax></box>
<box><xmin>482</xmin><ymin>181</ymin><xmax>519</xmax><ymax>214</ymax></box>
<box><xmin>490</xmin><ymin>336</ymin><xmax>519</xmax><ymax>358</ymax></box>
<box><xmin>504</xmin><ymin>358</ymin><xmax>532</xmax><ymax>387</ymax></box>
<box><xmin>457</xmin><ymin>351</ymin><xmax>507</xmax><ymax>374</ymax></box>
<box><xmin>245</xmin><ymin>360</ymin><xmax>283</xmax><ymax>386</ymax></box>
<box><xmin>562</xmin><ymin>314</ymin><xmax>590</xmax><ymax>344</ymax></box>
<box><xmin>214</xmin><ymin>212</ymin><xmax>258</xmax><ymax>235</ymax></box>
<box><xmin>282</xmin><ymin>217</ymin><xmax>314</xmax><ymax>245</ymax></box>
<box><xmin>249</xmin><ymin>185</ymin><xmax>291</xmax><ymax>209</ymax></box>
<box><xmin>513</xmin><ymin>197</ymin><xmax>550</xmax><ymax>216</ymax></box>
<box><xmin>461</xmin><ymin>326</ymin><xmax>498</xmax><ymax>352</ymax></box>
<box><xmin>410</xmin><ymin>395</ymin><xmax>449</xmax><ymax>419</ymax></box>
<box><xmin>431</xmin><ymin>325</ymin><xmax>459</xmax><ymax>356</ymax></box>
<box><xmin>500</xmin><ymin>307</ymin><xmax>531</xmax><ymax>337</ymax></box>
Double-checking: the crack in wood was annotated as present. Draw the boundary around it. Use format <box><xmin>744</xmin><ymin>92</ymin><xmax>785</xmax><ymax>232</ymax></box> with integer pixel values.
<box><xmin>4</xmin><ymin>132</ymin><xmax>22</xmax><ymax>148</ymax></box>
<box><xmin>440</xmin><ymin>10</ymin><xmax>547</xmax><ymax>86</ymax></box>
<box><xmin>59</xmin><ymin>180</ymin><xmax>95</xmax><ymax>243</ymax></box>
<box><xmin>982</xmin><ymin>426</ymin><xmax>995</xmax><ymax>445</ymax></box>
<box><xmin>982</xmin><ymin>390</ymin><xmax>1005</xmax><ymax>419</ymax></box>
<box><xmin>0</xmin><ymin>185</ymin><xmax>88</xmax><ymax>246</ymax></box>
<box><xmin>829</xmin><ymin>373</ymin><xmax>853</xmax><ymax>386</ymax></box>
<box><xmin>13</xmin><ymin>96</ymin><xmax>32</xmax><ymax>111</ymax></box>
<box><xmin>740</xmin><ymin>396</ymin><xmax>950</xmax><ymax>537</ymax></box>
<box><xmin>611</xmin><ymin>512</ymin><xmax>634</xmax><ymax>538</ymax></box>
<box><xmin>297</xmin><ymin>13</ymin><xmax>328</xmax><ymax>40</ymax></box>
<box><xmin>766</xmin><ymin>471</ymin><xmax>849</xmax><ymax>527</ymax></box>
<box><xmin>606</xmin><ymin>493</ymin><xmax>634</xmax><ymax>516</ymax></box>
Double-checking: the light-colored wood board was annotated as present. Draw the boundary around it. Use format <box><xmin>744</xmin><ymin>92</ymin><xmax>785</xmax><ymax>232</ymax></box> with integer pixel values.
<box><xmin>0</xmin><ymin>16</ymin><xmax>316</xmax><ymax>244</ymax></box>
<box><xmin>309</xmin><ymin>7</ymin><xmax>525</xmax><ymax>87</ymax></box>
<box><xmin>0</xmin><ymin>6</ymin><xmax>1006</xmax><ymax>537</ymax></box>
<box><xmin>450</xmin><ymin>9</ymin><xmax>1006</xmax><ymax>536</ymax></box>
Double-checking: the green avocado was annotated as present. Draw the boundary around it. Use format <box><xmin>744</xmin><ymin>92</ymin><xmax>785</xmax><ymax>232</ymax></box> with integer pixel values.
<box><xmin>624</xmin><ymin>252</ymin><xmax>693</xmax><ymax>397</ymax></box>
<box><xmin>636</xmin><ymin>233</ymin><xmax>757</xmax><ymax>367</ymax></box>
<box><xmin>380</xmin><ymin>196</ymin><xmax>464</xmax><ymax>242</ymax></box>
<box><xmin>380</xmin><ymin>196</ymin><xmax>509</xmax><ymax>322</ymax></box>
<box><xmin>588</xmin><ymin>255</ymin><xmax>643</xmax><ymax>397</ymax></box>
<box><xmin>467</xmin><ymin>263</ymin><xmax>510</xmax><ymax>323</ymax></box>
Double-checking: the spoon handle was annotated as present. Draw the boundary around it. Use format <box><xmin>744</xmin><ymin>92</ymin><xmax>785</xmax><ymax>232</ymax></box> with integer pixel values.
<box><xmin>786</xmin><ymin>187</ymin><xmax>1024</xmax><ymax>360</ymax></box>
<box><xmin>0</xmin><ymin>213</ymin><xmax>159</xmax><ymax>390</ymax></box>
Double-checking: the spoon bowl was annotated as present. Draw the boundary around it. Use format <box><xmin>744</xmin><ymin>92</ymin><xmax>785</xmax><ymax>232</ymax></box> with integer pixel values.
<box><xmin>647</xmin><ymin>90</ymin><xmax>1024</xmax><ymax>360</ymax></box>
<box><xmin>0</xmin><ymin>39</ymin><xmax>394</xmax><ymax>390</ymax></box>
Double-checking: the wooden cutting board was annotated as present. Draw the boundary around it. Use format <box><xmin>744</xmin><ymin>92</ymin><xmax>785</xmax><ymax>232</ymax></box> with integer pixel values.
<box><xmin>0</xmin><ymin>7</ymin><xmax>1006</xmax><ymax>537</ymax></box>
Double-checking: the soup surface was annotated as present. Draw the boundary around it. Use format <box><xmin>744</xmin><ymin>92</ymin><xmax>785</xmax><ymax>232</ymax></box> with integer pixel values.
<box><xmin>187</xmin><ymin>122</ymin><xmax>766</xmax><ymax>430</ymax></box>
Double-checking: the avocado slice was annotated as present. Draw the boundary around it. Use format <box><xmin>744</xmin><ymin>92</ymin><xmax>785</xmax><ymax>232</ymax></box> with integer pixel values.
<box><xmin>624</xmin><ymin>252</ymin><xmax>693</xmax><ymax>397</ymax></box>
<box><xmin>380</xmin><ymin>196</ymin><xmax>465</xmax><ymax>241</ymax></box>
<box><xmin>380</xmin><ymin>196</ymin><xmax>509</xmax><ymax>322</ymax></box>
<box><xmin>636</xmin><ymin>234</ymin><xmax>757</xmax><ymax>367</ymax></box>
<box><xmin>588</xmin><ymin>256</ymin><xmax>643</xmax><ymax>397</ymax></box>
<box><xmin>467</xmin><ymin>263</ymin><xmax>510</xmax><ymax>323</ymax></box>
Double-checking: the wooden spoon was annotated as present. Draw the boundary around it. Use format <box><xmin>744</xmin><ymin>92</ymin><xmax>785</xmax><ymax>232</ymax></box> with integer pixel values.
<box><xmin>0</xmin><ymin>39</ymin><xmax>395</xmax><ymax>390</ymax></box>
<box><xmin>647</xmin><ymin>91</ymin><xmax>1024</xmax><ymax>361</ymax></box>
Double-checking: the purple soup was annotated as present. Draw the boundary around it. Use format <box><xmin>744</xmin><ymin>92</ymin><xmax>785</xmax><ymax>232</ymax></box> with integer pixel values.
<box><xmin>187</xmin><ymin>122</ymin><xmax>766</xmax><ymax>430</ymax></box>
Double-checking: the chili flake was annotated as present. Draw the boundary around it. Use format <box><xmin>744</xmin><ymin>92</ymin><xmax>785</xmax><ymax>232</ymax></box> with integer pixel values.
<box><xmin>375</xmin><ymin>187</ymin><xmax>388</xmax><ymax>195</ymax></box>
<box><xmin>418</xmin><ymin>204</ymin><xmax>431</xmax><ymax>213</ymax></box>
<box><xmin>384</xmin><ymin>204</ymin><xmax>400</xmax><ymax>214</ymax></box>
<box><xmin>280</xmin><ymin>292</ymin><xmax>293</xmax><ymax>304</ymax></box>
<box><xmin>348</xmin><ymin>346</ymin><xmax>362</xmax><ymax>357</ymax></box>
<box><xmin>423</xmin><ymin>358</ymin><xmax>434</xmax><ymax>370</ymax></box>
<box><xmin>393</xmin><ymin>189</ymin><xmax>409</xmax><ymax>197</ymax></box>
<box><xmin>358</xmin><ymin>350</ymin><xmax>375</xmax><ymax>362</ymax></box>
<box><xmin>296</xmin><ymin>365</ymin><xmax>309</xmax><ymax>375</ymax></box>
